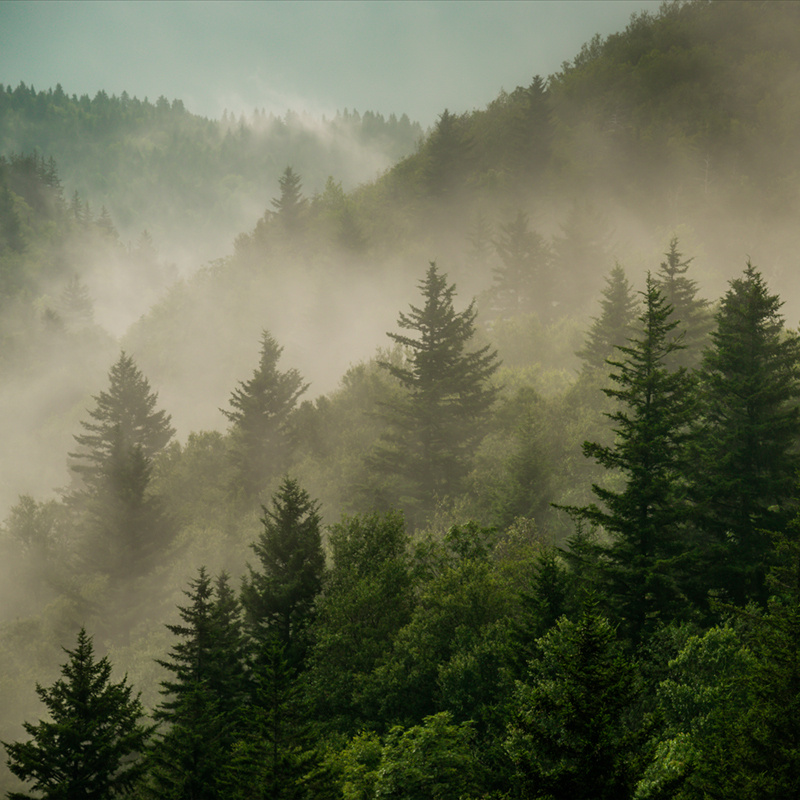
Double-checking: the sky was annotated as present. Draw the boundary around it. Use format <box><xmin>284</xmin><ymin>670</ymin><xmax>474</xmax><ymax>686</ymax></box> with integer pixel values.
<box><xmin>1</xmin><ymin>0</ymin><xmax>661</xmax><ymax>127</ymax></box>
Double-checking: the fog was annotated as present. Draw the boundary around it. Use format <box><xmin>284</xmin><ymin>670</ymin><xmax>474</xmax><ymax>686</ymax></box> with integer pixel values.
<box><xmin>2</xmin><ymin>2</ymin><xmax>800</xmax><ymax>792</ymax></box>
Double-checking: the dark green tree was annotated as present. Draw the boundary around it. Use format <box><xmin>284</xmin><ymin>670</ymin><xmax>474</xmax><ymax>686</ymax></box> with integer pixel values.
<box><xmin>240</xmin><ymin>477</ymin><xmax>324</xmax><ymax>671</ymax></box>
<box><xmin>373</xmin><ymin>262</ymin><xmax>500</xmax><ymax>524</ymax></box>
<box><xmin>577</xmin><ymin>263</ymin><xmax>639</xmax><ymax>372</ymax></box>
<box><xmin>68</xmin><ymin>352</ymin><xmax>175</xmax><ymax>582</ymax></box>
<box><xmin>423</xmin><ymin>109</ymin><xmax>473</xmax><ymax>199</ymax></box>
<box><xmin>221</xmin><ymin>332</ymin><xmax>308</xmax><ymax>501</ymax></box>
<box><xmin>506</xmin><ymin>606</ymin><xmax>640</xmax><ymax>800</ymax></box>
<box><xmin>3</xmin><ymin>628</ymin><xmax>151</xmax><ymax>800</ymax></box>
<box><xmin>654</xmin><ymin>238</ymin><xmax>712</xmax><ymax>370</ymax></box>
<box><xmin>304</xmin><ymin>511</ymin><xmax>413</xmax><ymax>733</ymax></box>
<box><xmin>565</xmin><ymin>275</ymin><xmax>697</xmax><ymax>641</ymax></box>
<box><xmin>150</xmin><ymin>569</ymin><xmax>246</xmax><ymax>800</ymax></box>
<box><xmin>691</xmin><ymin>263</ymin><xmax>800</xmax><ymax>606</ymax></box>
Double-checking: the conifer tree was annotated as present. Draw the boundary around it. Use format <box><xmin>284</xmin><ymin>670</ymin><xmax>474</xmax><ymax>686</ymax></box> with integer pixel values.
<box><xmin>271</xmin><ymin>166</ymin><xmax>306</xmax><ymax>234</ymax></box>
<box><xmin>654</xmin><ymin>237</ymin><xmax>712</xmax><ymax>370</ymax></box>
<box><xmin>221</xmin><ymin>331</ymin><xmax>308</xmax><ymax>501</ymax></box>
<box><xmin>373</xmin><ymin>262</ymin><xmax>500</xmax><ymax>524</ymax></box>
<box><xmin>240</xmin><ymin>477</ymin><xmax>324</xmax><ymax>671</ymax></box>
<box><xmin>69</xmin><ymin>352</ymin><xmax>175</xmax><ymax>581</ymax></box>
<box><xmin>506</xmin><ymin>606</ymin><xmax>640</xmax><ymax>800</ymax></box>
<box><xmin>577</xmin><ymin>263</ymin><xmax>639</xmax><ymax>372</ymax></box>
<box><xmin>490</xmin><ymin>210</ymin><xmax>553</xmax><ymax>319</ymax></box>
<box><xmin>564</xmin><ymin>275</ymin><xmax>696</xmax><ymax>640</ymax></box>
<box><xmin>691</xmin><ymin>263</ymin><xmax>800</xmax><ymax>605</ymax></box>
<box><xmin>150</xmin><ymin>569</ymin><xmax>246</xmax><ymax>800</ymax></box>
<box><xmin>3</xmin><ymin>628</ymin><xmax>151</xmax><ymax>800</ymax></box>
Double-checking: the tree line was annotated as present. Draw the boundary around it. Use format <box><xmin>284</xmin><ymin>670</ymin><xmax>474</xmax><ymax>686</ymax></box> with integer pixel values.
<box><xmin>3</xmin><ymin>243</ymin><xmax>800</xmax><ymax>798</ymax></box>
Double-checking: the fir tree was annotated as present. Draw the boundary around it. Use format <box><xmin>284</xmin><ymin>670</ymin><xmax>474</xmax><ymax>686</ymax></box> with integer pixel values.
<box><xmin>150</xmin><ymin>569</ymin><xmax>246</xmax><ymax>800</ymax></box>
<box><xmin>3</xmin><ymin>628</ymin><xmax>151</xmax><ymax>800</ymax></box>
<box><xmin>654</xmin><ymin>237</ymin><xmax>711</xmax><ymax>370</ymax></box>
<box><xmin>68</xmin><ymin>352</ymin><xmax>175</xmax><ymax>582</ymax></box>
<box><xmin>372</xmin><ymin>262</ymin><xmax>500</xmax><ymax>524</ymax></box>
<box><xmin>490</xmin><ymin>210</ymin><xmax>553</xmax><ymax>319</ymax></box>
<box><xmin>577</xmin><ymin>263</ymin><xmax>639</xmax><ymax>372</ymax></box>
<box><xmin>564</xmin><ymin>275</ymin><xmax>697</xmax><ymax>640</ymax></box>
<box><xmin>221</xmin><ymin>331</ymin><xmax>308</xmax><ymax>502</ymax></box>
<box><xmin>240</xmin><ymin>477</ymin><xmax>324</xmax><ymax>671</ymax></box>
<box><xmin>271</xmin><ymin>166</ymin><xmax>306</xmax><ymax>234</ymax></box>
<box><xmin>691</xmin><ymin>263</ymin><xmax>800</xmax><ymax>605</ymax></box>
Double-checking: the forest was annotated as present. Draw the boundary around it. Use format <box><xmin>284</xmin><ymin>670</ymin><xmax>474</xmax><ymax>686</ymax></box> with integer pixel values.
<box><xmin>1</xmin><ymin>1</ymin><xmax>800</xmax><ymax>797</ymax></box>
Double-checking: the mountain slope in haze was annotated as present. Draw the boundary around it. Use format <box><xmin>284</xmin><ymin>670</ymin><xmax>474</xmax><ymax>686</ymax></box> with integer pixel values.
<box><xmin>0</xmin><ymin>84</ymin><xmax>423</xmax><ymax>262</ymax></box>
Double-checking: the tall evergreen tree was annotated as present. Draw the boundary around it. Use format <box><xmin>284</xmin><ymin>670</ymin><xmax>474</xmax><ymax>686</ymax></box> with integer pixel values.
<box><xmin>68</xmin><ymin>352</ymin><xmax>175</xmax><ymax>581</ymax></box>
<box><xmin>372</xmin><ymin>262</ymin><xmax>500</xmax><ymax>524</ymax></box>
<box><xmin>240</xmin><ymin>477</ymin><xmax>324</xmax><ymax>671</ymax></box>
<box><xmin>691</xmin><ymin>263</ymin><xmax>800</xmax><ymax>605</ymax></box>
<box><xmin>490</xmin><ymin>210</ymin><xmax>553</xmax><ymax>319</ymax></box>
<box><xmin>150</xmin><ymin>569</ymin><xmax>246</xmax><ymax>800</ymax></box>
<box><xmin>564</xmin><ymin>275</ymin><xmax>696</xmax><ymax>640</ymax></box>
<box><xmin>271</xmin><ymin>166</ymin><xmax>306</xmax><ymax>234</ymax></box>
<box><xmin>221</xmin><ymin>331</ymin><xmax>308</xmax><ymax>502</ymax></box>
<box><xmin>654</xmin><ymin>238</ymin><xmax>711</xmax><ymax>370</ymax></box>
<box><xmin>3</xmin><ymin>628</ymin><xmax>151</xmax><ymax>800</ymax></box>
<box><xmin>577</xmin><ymin>263</ymin><xmax>639</xmax><ymax>372</ymax></box>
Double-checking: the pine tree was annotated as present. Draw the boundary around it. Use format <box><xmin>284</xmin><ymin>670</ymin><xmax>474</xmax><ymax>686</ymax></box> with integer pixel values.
<box><xmin>373</xmin><ymin>262</ymin><xmax>500</xmax><ymax>524</ymax></box>
<box><xmin>564</xmin><ymin>275</ymin><xmax>697</xmax><ymax>641</ymax></box>
<box><xmin>68</xmin><ymin>352</ymin><xmax>175</xmax><ymax>581</ymax></box>
<box><xmin>654</xmin><ymin>237</ymin><xmax>711</xmax><ymax>370</ymax></box>
<box><xmin>150</xmin><ymin>569</ymin><xmax>246</xmax><ymax>800</ymax></box>
<box><xmin>240</xmin><ymin>477</ymin><xmax>324</xmax><ymax>671</ymax></box>
<box><xmin>490</xmin><ymin>210</ymin><xmax>553</xmax><ymax>319</ymax></box>
<box><xmin>577</xmin><ymin>263</ymin><xmax>639</xmax><ymax>372</ymax></box>
<box><xmin>271</xmin><ymin>166</ymin><xmax>306</xmax><ymax>234</ymax></box>
<box><xmin>3</xmin><ymin>628</ymin><xmax>151</xmax><ymax>800</ymax></box>
<box><xmin>691</xmin><ymin>263</ymin><xmax>800</xmax><ymax>605</ymax></box>
<box><xmin>221</xmin><ymin>331</ymin><xmax>308</xmax><ymax>501</ymax></box>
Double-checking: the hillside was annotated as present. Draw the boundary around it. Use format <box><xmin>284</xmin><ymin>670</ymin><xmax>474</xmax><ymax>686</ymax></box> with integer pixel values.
<box><xmin>2</xmin><ymin>2</ymin><xmax>800</xmax><ymax>797</ymax></box>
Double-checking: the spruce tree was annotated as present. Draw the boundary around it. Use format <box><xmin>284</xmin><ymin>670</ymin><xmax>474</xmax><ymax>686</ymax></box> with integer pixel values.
<box><xmin>691</xmin><ymin>263</ymin><xmax>800</xmax><ymax>605</ymax></box>
<box><xmin>564</xmin><ymin>275</ymin><xmax>696</xmax><ymax>640</ymax></box>
<box><xmin>221</xmin><ymin>331</ymin><xmax>308</xmax><ymax>502</ymax></box>
<box><xmin>654</xmin><ymin>237</ymin><xmax>712</xmax><ymax>370</ymax></box>
<box><xmin>68</xmin><ymin>352</ymin><xmax>175</xmax><ymax>581</ymax></box>
<box><xmin>150</xmin><ymin>569</ymin><xmax>246</xmax><ymax>800</ymax></box>
<box><xmin>506</xmin><ymin>606</ymin><xmax>640</xmax><ymax>800</ymax></box>
<box><xmin>490</xmin><ymin>210</ymin><xmax>553</xmax><ymax>319</ymax></box>
<box><xmin>577</xmin><ymin>263</ymin><xmax>639</xmax><ymax>372</ymax></box>
<box><xmin>373</xmin><ymin>262</ymin><xmax>500</xmax><ymax>524</ymax></box>
<box><xmin>3</xmin><ymin>628</ymin><xmax>151</xmax><ymax>800</ymax></box>
<box><xmin>240</xmin><ymin>477</ymin><xmax>324</xmax><ymax>671</ymax></box>
<box><xmin>271</xmin><ymin>166</ymin><xmax>306</xmax><ymax>234</ymax></box>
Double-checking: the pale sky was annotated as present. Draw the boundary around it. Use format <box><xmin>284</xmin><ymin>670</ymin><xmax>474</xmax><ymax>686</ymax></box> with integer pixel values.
<box><xmin>0</xmin><ymin>0</ymin><xmax>660</xmax><ymax>126</ymax></box>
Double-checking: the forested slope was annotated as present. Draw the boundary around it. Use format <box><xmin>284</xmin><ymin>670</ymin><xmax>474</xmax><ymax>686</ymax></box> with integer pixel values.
<box><xmin>2</xmin><ymin>2</ymin><xmax>800</xmax><ymax>798</ymax></box>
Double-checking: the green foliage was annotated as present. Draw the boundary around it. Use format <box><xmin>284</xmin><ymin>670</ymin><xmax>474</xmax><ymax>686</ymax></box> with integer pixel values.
<box><xmin>68</xmin><ymin>352</ymin><xmax>176</xmax><ymax>582</ymax></box>
<box><xmin>221</xmin><ymin>332</ymin><xmax>308</xmax><ymax>502</ymax></box>
<box><xmin>2</xmin><ymin>628</ymin><xmax>151</xmax><ymax>800</ymax></box>
<box><xmin>305</xmin><ymin>511</ymin><xmax>413</xmax><ymax>732</ymax></box>
<box><xmin>507</xmin><ymin>607</ymin><xmax>640</xmax><ymax>800</ymax></box>
<box><xmin>240</xmin><ymin>477</ymin><xmax>324</xmax><ymax>669</ymax></box>
<box><xmin>566</xmin><ymin>275</ymin><xmax>697</xmax><ymax>640</ymax></box>
<box><xmin>691</xmin><ymin>263</ymin><xmax>800</xmax><ymax>606</ymax></box>
<box><xmin>150</xmin><ymin>569</ymin><xmax>246</xmax><ymax>800</ymax></box>
<box><xmin>371</xmin><ymin>263</ymin><xmax>500</xmax><ymax>525</ymax></box>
